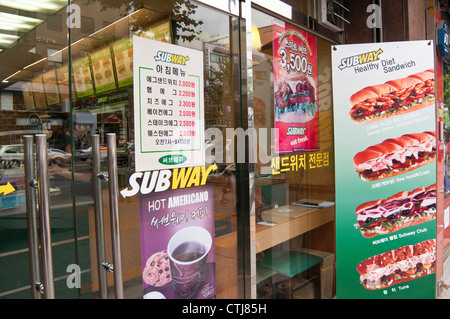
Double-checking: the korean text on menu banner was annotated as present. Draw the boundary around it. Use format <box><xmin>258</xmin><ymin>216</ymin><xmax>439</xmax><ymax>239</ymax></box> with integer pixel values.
<box><xmin>133</xmin><ymin>35</ymin><xmax>205</xmax><ymax>171</ymax></box>
<box><xmin>140</xmin><ymin>185</ymin><xmax>215</xmax><ymax>299</ymax></box>
<box><xmin>331</xmin><ymin>41</ymin><xmax>437</xmax><ymax>299</ymax></box>
<box><xmin>272</xmin><ymin>19</ymin><xmax>319</xmax><ymax>154</ymax></box>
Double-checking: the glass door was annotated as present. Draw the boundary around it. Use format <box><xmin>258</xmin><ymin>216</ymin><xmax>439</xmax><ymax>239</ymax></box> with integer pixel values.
<box><xmin>66</xmin><ymin>0</ymin><xmax>245</xmax><ymax>299</ymax></box>
<box><xmin>0</xmin><ymin>0</ymin><xmax>82</xmax><ymax>298</ymax></box>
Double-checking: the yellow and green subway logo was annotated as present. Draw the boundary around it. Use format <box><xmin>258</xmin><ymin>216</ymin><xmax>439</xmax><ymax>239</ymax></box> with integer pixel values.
<box><xmin>154</xmin><ymin>51</ymin><xmax>190</xmax><ymax>65</ymax></box>
<box><xmin>338</xmin><ymin>48</ymin><xmax>383</xmax><ymax>70</ymax></box>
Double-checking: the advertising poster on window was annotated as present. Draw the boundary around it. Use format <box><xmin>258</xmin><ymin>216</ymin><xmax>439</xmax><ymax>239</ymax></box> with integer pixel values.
<box><xmin>332</xmin><ymin>40</ymin><xmax>437</xmax><ymax>298</ymax></box>
<box><xmin>133</xmin><ymin>35</ymin><xmax>205</xmax><ymax>172</ymax></box>
<box><xmin>140</xmin><ymin>185</ymin><xmax>215</xmax><ymax>299</ymax></box>
<box><xmin>272</xmin><ymin>19</ymin><xmax>319</xmax><ymax>154</ymax></box>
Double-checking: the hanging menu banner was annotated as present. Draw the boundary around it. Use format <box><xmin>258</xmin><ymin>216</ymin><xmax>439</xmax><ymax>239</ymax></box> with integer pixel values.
<box><xmin>272</xmin><ymin>19</ymin><xmax>319</xmax><ymax>154</ymax></box>
<box><xmin>332</xmin><ymin>40</ymin><xmax>437</xmax><ymax>299</ymax></box>
<box><xmin>133</xmin><ymin>35</ymin><xmax>205</xmax><ymax>171</ymax></box>
<box><xmin>90</xmin><ymin>45</ymin><xmax>117</xmax><ymax>94</ymax></box>
<box><xmin>73</xmin><ymin>55</ymin><xmax>94</xmax><ymax>99</ymax></box>
<box><xmin>112</xmin><ymin>37</ymin><xmax>134</xmax><ymax>88</ymax></box>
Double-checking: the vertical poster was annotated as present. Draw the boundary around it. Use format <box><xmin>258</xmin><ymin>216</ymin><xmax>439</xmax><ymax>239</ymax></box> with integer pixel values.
<box><xmin>140</xmin><ymin>185</ymin><xmax>216</xmax><ymax>299</ymax></box>
<box><xmin>272</xmin><ymin>19</ymin><xmax>319</xmax><ymax>154</ymax></box>
<box><xmin>133</xmin><ymin>35</ymin><xmax>205</xmax><ymax>171</ymax></box>
<box><xmin>332</xmin><ymin>41</ymin><xmax>437</xmax><ymax>298</ymax></box>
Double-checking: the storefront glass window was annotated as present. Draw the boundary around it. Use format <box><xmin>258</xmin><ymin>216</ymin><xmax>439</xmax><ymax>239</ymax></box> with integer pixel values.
<box><xmin>251</xmin><ymin>7</ymin><xmax>336</xmax><ymax>299</ymax></box>
<box><xmin>0</xmin><ymin>0</ymin><xmax>242</xmax><ymax>299</ymax></box>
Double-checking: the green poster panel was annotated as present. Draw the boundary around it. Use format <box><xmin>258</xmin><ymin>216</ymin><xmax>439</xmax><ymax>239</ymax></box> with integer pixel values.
<box><xmin>331</xmin><ymin>40</ymin><xmax>437</xmax><ymax>298</ymax></box>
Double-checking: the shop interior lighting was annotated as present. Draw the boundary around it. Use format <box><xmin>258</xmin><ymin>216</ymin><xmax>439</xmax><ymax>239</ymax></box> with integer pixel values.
<box><xmin>1</xmin><ymin>8</ymin><xmax>145</xmax><ymax>83</ymax></box>
<box><xmin>0</xmin><ymin>0</ymin><xmax>67</xmax><ymax>13</ymax></box>
<box><xmin>0</xmin><ymin>33</ymin><xmax>19</xmax><ymax>46</ymax></box>
<box><xmin>2</xmin><ymin>69</ymin><xmax>21</xmax><ymax>83</ymax></box>
<box><xmin>0</xmin><ymin>12</ymin><xmax>43</xmax><ymax>32</ymax></box>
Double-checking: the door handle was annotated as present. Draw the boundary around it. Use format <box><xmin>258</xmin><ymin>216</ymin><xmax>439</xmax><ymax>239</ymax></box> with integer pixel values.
<box><xmin>92</xmin><ymin>133</ymin><xmax>124</xmax><ymax>299</ymax></box>
<box><xmin>92</xmin><ymin>134</ymin><xmax>108</xmax><ymax>299</ymax></box>
<box><xmin>106</xmin><ymin>133</ymin><xmax>124</xmax><ymax>299</ymax></box>
<box><xmin>23</xmin><ymin>135</ymin><xmax>41</xmax><ymax>299</ymax></box>
<box><xmin>35</xmin><ymin>134</ymin><xmax>55</xmax><ymax>299</ymax></box>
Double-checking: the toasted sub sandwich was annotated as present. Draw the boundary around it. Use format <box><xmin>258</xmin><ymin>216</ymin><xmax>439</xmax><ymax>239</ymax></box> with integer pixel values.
<box><xmin>354</xmin><ymin>184</ymin><xmax>436</xmax><ymax>238</ymax></box>
<box><xmin>274</xmin><ymin>74</ymin><xmax>317</xmax><ymax>124</ymax></box>
<box><xmin>356</xmin><ymin>239</ymin><xmax>436</xmax><ymax>290</ymax></box>
<box><xmin>349</xmin><ymin>69</ymin><xmax>435</xmax><ymax>124</ymax></box>
<box><xmin>353</xmin><ymin>131</ymin><xmax>436</xmax><ymax>181</ymax></box>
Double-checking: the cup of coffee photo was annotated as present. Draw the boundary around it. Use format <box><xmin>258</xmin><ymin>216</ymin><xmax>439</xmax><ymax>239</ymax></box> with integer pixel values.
<box><xmin>167</xmin><ymin>226</ymin><xmax>212</xmax><ymax>298</ymax></box>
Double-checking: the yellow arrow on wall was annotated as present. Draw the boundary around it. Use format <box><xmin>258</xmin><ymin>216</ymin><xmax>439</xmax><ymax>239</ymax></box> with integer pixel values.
<box><xmin>0</xmin><ymin>182</ymin><xmax>15</xmax><ymax>195</ymax></box>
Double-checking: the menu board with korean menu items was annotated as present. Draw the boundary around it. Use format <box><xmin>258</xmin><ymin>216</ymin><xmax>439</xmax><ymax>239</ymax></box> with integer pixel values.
<box><xmin>73</xmin><ymin>55</ymin><xmax>94</xmax><ymax>99</ymax></box>
<box><xmin>90</xmin><ymin>45</ymin><xmax>117</xmax><ymax>94</ymax></box>
<box><xmin>133</xmin><ymin>35</ymin><xmax>205</xmax><ymax>171</ymax></box>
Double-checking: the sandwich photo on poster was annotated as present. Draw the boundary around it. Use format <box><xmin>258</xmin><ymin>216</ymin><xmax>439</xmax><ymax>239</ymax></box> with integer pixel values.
<box><xmin>353</xmin><ymin>131</ymin><xmax>436</xmax><ymax>182</ymax></box>
<box><xmin>272</xmin><ymin>19</ymin><xmax>318</xmax><ymax>154</ymax></box>
<box><xmin>356</xmin><ymin>239</ymin><xmax>436</xmax><ymax>290</ymax></box>
<box><xmin>354</xmin><ymin>184</ymin><xmax>436</xmax><ymax>238</ymax></box>
<box><xmin>348</xmin><ymin>69</ymin><xmax>435</xmax><ymax>124</ymax></box>
<box><xmin>140</xmin><ymin>185</ymin><xmax>215</xmax><ymax>299</ymax></box>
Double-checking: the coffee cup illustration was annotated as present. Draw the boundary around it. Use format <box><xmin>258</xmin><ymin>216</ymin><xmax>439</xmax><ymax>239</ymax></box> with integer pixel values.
<box><xmin>167</xmin><ymin>226</ymin><xmax>212</xmax><ymax>298</ymax></box>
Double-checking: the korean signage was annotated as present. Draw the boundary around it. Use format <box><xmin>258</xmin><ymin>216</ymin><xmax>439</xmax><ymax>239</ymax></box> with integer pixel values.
<box><xmin>140</xmin><ymin>185</ymin><xmax>215</xmax><ymax>299</ymax></box>
<box><xmin>272</xmin><ymin>19</ymin><xmax>319</xmax><ymax>154</ymax></box>
<box><xmin>332</xmin><ymin>41</ymin><xmax>437</xmax><ymax>298</ymax></box>
<box><xmin>133</xmin><ymin>35</ymin><xmax>205</xmax><ymax>172</ymax></box>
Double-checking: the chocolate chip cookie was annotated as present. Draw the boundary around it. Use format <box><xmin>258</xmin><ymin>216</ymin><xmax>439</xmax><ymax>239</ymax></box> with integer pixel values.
<box><xmin>143</xmin><ymin>250</ymin><xmax>172</xmax><ymax>287</ymax></box>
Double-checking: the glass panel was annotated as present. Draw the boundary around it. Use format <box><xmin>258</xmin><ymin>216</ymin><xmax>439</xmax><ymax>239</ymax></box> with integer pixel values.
<box><xmin>0</xmin><ymin>0</ymin><xmax>80</xmax><ymax>298</ymax></box>
<box><xmin>68</xmin><ymin>0</ymin><xmax>240</xmax><ymax>299</ymax></box>
<box><xmin>251</xmin><ymin>8</ymin><xmax>335</xmax><ymax>299</ymax></box>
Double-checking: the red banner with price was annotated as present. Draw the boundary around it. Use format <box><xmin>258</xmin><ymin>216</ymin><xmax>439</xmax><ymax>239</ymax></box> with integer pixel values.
<box><xmin>272</xmin><ymin>20</ymin><xmax>318</xmax><ymax>154</ymax></box>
